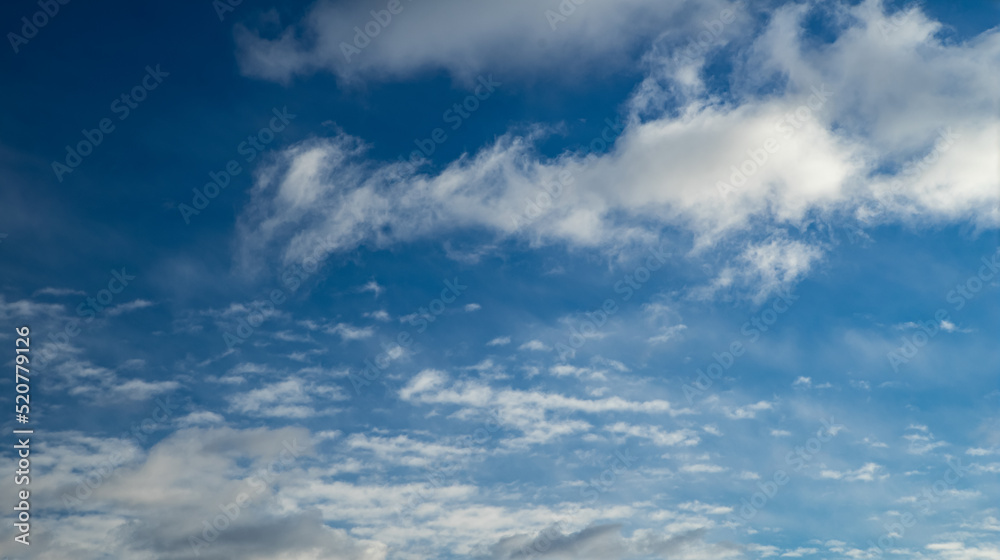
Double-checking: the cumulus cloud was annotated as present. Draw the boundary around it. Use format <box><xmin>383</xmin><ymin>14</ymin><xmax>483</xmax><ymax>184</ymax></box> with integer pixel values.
<box><xmin>234</xmin><ymin>0</ymin><xmax>999</xmax><ymax>301</ymax></box>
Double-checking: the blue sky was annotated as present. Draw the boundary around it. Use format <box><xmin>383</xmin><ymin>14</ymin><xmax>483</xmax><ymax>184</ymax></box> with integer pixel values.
<box><xmin>1</xmin><ymin>0</ymin><xmax>999</xmax><ymax>559</ymax></box>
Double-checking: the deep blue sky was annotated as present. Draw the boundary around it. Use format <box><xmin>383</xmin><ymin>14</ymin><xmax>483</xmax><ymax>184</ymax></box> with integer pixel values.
<box><xmin>1</xmin><ymin>1</ymin><xmax>998</xmax><ymax>559</ymax></box>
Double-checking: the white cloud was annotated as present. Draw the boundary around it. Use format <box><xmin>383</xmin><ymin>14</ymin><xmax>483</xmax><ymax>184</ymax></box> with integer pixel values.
<box><xmin>680</xmin><ymin>463</ymin><xmax>728</xmax><ymax>474</ymax></box>
<box><xmin>896</xmin><ymin>319</ymin><xmax>972</xmax><ymax>334</ymax></box>
<box><xmin>487</xmin><ymin>336</ymin><xmax>512</xmax><ymax>346</ymax></box>
<box><xmin>549</xmin><ymin>364</ymin><xmax>605</xmax><ymax>380</ymax></box>
<box><xmin>677</xmin><ymin>501</ymin><xmax>733</xmax><ymax>516</ymax></box>
<box><xmin>721</xmin><ymin>400</ymin><xmax>773</xmax><ymax>420</ymax></box>
<box><xmin>648</xmin><ymin>324</ymin><xmax>688</xmax><ymax>345</ymax></box>
<box><xmin>399</xmin><ymin>369</ymin><xmax>689</xmax><ymax>444</ymax></box>
<box><xmin>176</xmin><ymin>411</ymin><xmax>226</xmax><ymax>427</ymax></box>
<box><xmin>234</xmin><ymin>0</ymin><xmax>734</xmax><ymax>84</ymax></box>
<box><xmin>781</xmin><ymin>547</ymin><xmax>819</xmax><ymax>557</ymax></box>
<box><xmin>747</xmin><ymin>544</ymin><xmax>781</xmax><ymax>558</ymax></box>
<box><xmin>702</xmin><ymin>425</ymin><xmax>723</xmax><ymax>436</ymax></box>
<box><xmin>608</xmin><ymin>422</ymin><xmax>700</xmax><ymax>447</ymax></box>
<box><xmin>940</xmin><ymin>320</ymin><xmax>973</xmax><ymax>333</ymax></box>
<box><xmin>326</xmin><ymin>322</ymin><xmax>376</xmax><ymax>340</ymax></box>
<box><xmin>364</xmin><ymin>309</ymin><xmax>391</xmax><ymax>321</ymax></box>
<box><xmin>111</xmin><ymin>379</ymin><xmax>179</xmax><ymax>400</ymax></box>
<box><xmin>967</xmin><ymin>447</ymin><xmax>995</xmax><ymax>456</ymax></box>
<box><xmin>229</xmin><ymin>378</ymin><xmax>347</xmax><ymax>418</ymax></box>
<box><xmin>904</xmin><ymin>428</ymin><xmax>947</xmax><ymax>455</ymax></box>
<box><xmin>486</xmin><ymin>524</ymin><xmax>738</xmax><ymax>560</ymax></box>
<box><xmin>818</xmin><ymin>462</ymin><xmax>884</xmax><ymax>482</ymax></box>
<box><xmin>357</xmin><ymin>279</ymin><xmax>383</xmax><ymax>297</ymax></box>
<box><xmin>924</xmin><ymin>542</ymin><xmax>1000</xmax><ymax>560</ymax></box>
<box><xmin>863</xmin><ymin>437</ymin><xmax>889</xmax><ymax>449</ymax></box>
<box><xmin>233</xmin><ymin>0</ymin><xmax>1000</xmax><ymax>303</ymax></box>
<box><xmin>703</xmin><ymin>234</ymin><xmax>823</xmax><ymax>303</ymax></box>
<box><xmin>0</xmin><ymin>427</ymin><xmax>384</xmax><ymax>560</ymax></box>
<box><xmin>45</xmin><ymin>357</ymin><xmax>179</xmax><ymax>403</ymax></box>
<box><xmin>105</xmin><ymin>299</ymin><xmax>155</xmax><ymax>316</ymax></box>
<box><xmin>961</xmin><ymin>516</ymin><xmax>1000</xmax><ymax>532</ymax></box>
<box><xmin>519</xmin><ymin>339</ymin><xmax>550</xmax><ymax>351</ymax></box>
<box><xmin>344</xmin><ymin>433</ymin><xmax>473</xmax><ymax>469</ymax></box>
<box><xmin>591</xmin><ymin>356</ymin><xmax>629</xmax><ymax>373</ymax></box>
<box><xmin>0</xmin><ymin>295</ymin><xmax>66</xmax><ymax>321</ymax></box>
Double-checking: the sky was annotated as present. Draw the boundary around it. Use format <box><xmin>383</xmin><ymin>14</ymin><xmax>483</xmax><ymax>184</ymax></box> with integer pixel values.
<box><xmin>0</xmin><ymin>0</ymin><xmax>999</xmax><ymax>559</ymax></box>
